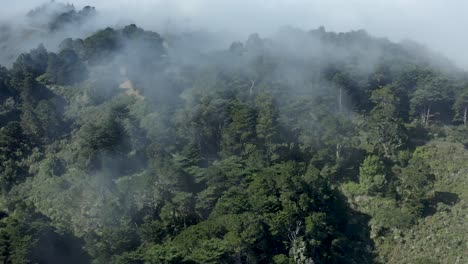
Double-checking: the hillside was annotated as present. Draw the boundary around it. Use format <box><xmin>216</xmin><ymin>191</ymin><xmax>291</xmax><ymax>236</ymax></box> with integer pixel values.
<box><xmin>0</xmin><ymin>3</ymin><xmax>467</xmax><ymax>264</ymax></box>
<box><xmin>0</xmin><ymin>2</ymin><xmax>97</xmax><ymax>66</ymax></box>
<box><xmin>342</xmin><ymin>141</ymin><xmax>468</xmax><ymax>263</ymax></box>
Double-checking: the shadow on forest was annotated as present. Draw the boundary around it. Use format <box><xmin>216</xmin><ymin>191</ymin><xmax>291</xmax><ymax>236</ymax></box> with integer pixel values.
<box><xmin>424</xmin><ymin>191</ymin><xmax>460</xmax><ymax>216</ymax></box>
<box><xmin>433</xmin><ymin>191</ymin><xmax>460</xmax><ymax>206</ymax></box>
<box><xmin>334</xmin><ymin>191</ymin><xmax>376</xmax><ymax>264</ymax></box>
<box><xmin>31</xmin><ymin>229</ymin><xmax>91</xmax><ymax>264</ymax></box>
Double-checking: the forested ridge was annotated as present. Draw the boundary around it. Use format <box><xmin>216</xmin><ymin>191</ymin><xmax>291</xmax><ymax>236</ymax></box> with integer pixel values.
<box><xmin>0</xmin><ymin>2</ymin><xmax>467</xmax><ymax>264</ymax></box>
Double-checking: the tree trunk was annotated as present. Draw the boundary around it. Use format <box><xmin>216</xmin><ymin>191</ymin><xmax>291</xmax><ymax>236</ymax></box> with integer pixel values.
<box><xmin>464</xmin><ymin>107</ymin><xmax>467</xmax><ymax>126</ymax></box>
<box><xmin>338</xmin><ymin>87</ymin><xmax>343</xmax><ymax>113</ymax></box>
<box><xmin>421</xmin><ymin>110</ymin><xmax>426</xmax><ymax>125</ymax></box>
<box><xmin>249</xmin><ymin>79</ymin><xmax>255</xmax><ymax>96</ymax></box>
<box><xmin>421</xmin><ymin>106</ymin><xmax>431</xmax><ymax>126</ymax></box>
<box><xmin>336</xmin><ymin>143</ymin><xmax>342</xmax><ymax>160</ymax></box>
<box><xmin>426</xmin><ymin>106</ymin><xmax>431</xmax><ymax>126</ymax></box>
<box><xmin>382</xmin><ymin>143</ymin><xmax>390</xmax><ymax>158</ymax></box>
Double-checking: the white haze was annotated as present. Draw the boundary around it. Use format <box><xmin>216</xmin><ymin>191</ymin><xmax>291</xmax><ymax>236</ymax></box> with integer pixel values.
<box><xmin>1</xmin><ymin>0</ymin><xmax>468</xmax><ymax>68</ymax></box>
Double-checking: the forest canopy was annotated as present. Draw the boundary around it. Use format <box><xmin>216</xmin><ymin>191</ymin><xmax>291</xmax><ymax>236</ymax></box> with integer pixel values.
<box><xmin>0</xmin><ymin>2</ymin><xmax>467</xmax><ymax>264</ymax></box>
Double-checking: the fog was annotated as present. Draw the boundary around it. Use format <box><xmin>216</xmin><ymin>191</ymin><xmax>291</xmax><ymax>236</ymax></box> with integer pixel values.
<box><xmin>1</xmin><ymin>2</ymin><xmax>465</xmax><ymax>262</ymax></box>
<box><xmin>1</xmin><ymin>0</ymin><xmax>467</xmax><ymax>68</ymax></box>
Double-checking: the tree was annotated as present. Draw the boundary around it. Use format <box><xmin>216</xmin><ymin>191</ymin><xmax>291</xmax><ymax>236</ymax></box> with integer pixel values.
<box><xmin>453</xmin><ymin>88</ymin><xmax>468</xmax><ymax>126</ymax></box>
<box><xmin>45</xmin><ymin>49</ymin><xmax>88</xmax><ymax>85</ymax></box>
<box><xmin>0</xmin><ymin>204</ymin><xmax>90</xmax><ymax>264</ymax></box>
<box><xmin>0</xmin><ymin>122</ymin><xmax>30</xmax><ymax>193</ymax></box>
<box><xmin>83</xmin><ymin>27</ymin><xmax>120</xmax><ymax>64</ymax></box>
<box><xmin>410</xmin><ymin>77</ymin><xmax>452</xmax><ymax>126</ymax></box>
<box><xmin>178</xmin><ymin>95</ymin><xmax>229</xmax><ymax>159</ymax></box>
<box><xmin>0</xmin><ymin>66</ymin><xmax>12</xmax><ymax>98</ymax></box>
<box><xmin>76</xmin><ymin>109</ymin><xmax>127</xmax><ymax>170</ymax></box>
<box><xmin>255</xmin><ymin>93</ymin><xmax>280</xmax><ymax>156</ymax></box>
<box><xmin>366</xmin><ymin>86</ymin><xmax>407</xmax><ymax>159</ymax></box>
<box><xmin>160</xmin><ymin>192</ymin><xmax>197</xmax><ymax>233</ymax></box>
<box><xmin>15</xmin><ymin>71</ymin><xmax>56</xmax><ymax>140</ymax></box>
<box><xmin>399</xmin><ymin>155</ymin><xmax>435</xmax><ymax>216</ymax></box>
<box><xmin>221</xmin><ymin>100</ymin><xmax>257</xmax><ymax>156</ymax></box>
<box><xmin>33</xmin><ymin>99</ymin><xmax>65</xmax><ymax>142</ymax></box>
<box><xmin>11</xmin><ymin>45</ymin><xmax>49</xmax><ymax>84</ymax></box>
<box><xmin>359</xmin><ymin>155</ymin><xmax>387</xmax><ymax>195</ymax></box>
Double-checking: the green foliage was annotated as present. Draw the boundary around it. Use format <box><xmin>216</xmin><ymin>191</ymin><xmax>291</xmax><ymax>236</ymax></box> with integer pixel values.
<box><xmin>410</xmin><ymin>76</ymin><xmax>453</xmax><ymax>125</ymax></box>
<box><xmin>1</xmin><ymin>23</ymin><xmax>467</xmax><ymax>264</ymax></box>
<box><xmin>453</xmin><ymin>88</ymin><xmax>468</xmax><ymax>125</ymax></box>
<box><xmin>83</xmin><ymin>27</ymin><xmax>120</xmax><ymax>64</ymax></box>
<box><xmin>11</xmin><ymin>45</ymin><xmax>48</xmax><ymax>81</ymax></box>
<box><xmin>359</xmin><ymin>155</ymin><xmax>387</xmax><ymax>195</ymax></box>
<box><xmin>272</xmin><ymin>254</ymin><xmax>289</xmax><ymax>264</ymax></box>
<box><xmin>0</xmin><ymin>204</ymin><xmax>90</xmax><ymax>264</ymax></box>
<box><xmin>0</xmin><ymin>122</ymin><xmax>30</xmax><ymax>193</ymax></box>
<box><xmin>255</xmin><ymin>93</ymin><xmax>280</xmax><ymax>146</ymax></box>
<box><xmin>45</xmin><ymin>49</ymin><xmax>88</xmax><ymax>85</ymax></box>
<box><xmin>0</xmin><ymin>66</ymin><xmax>13</xmax><ymax>99</ymax></box>
<box><xmin>399</xmin><ymin>154</ymin><xmax>435</xmax><ymax>215</ymax></box>
<box><xmin>221</xmin><ymin>100</ymin><xmax>257</xmax><ymax>156</ymax></box>
<box><xmin>365</xmin><ymin>86</ymin><xmax>407</xmax><ymax>159</ymax></box>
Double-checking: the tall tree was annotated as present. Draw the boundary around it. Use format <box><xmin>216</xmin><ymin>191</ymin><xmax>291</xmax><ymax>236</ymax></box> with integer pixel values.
<box><xmin>366</xmin><ymin>85</ymin><xmax>407</xmax><ymax>159</ymax></box>
<box><xmin>400</xmin><ymin>154</ymin><xmax>435</xmax><ymax>216</ymax></box>
<box><xmin>255</xmin><ymin>93</ymin><xmax>280</xmax><ymax>156</ymax></box>
<box><xmin>410</xmin><ymin>77</ymin><xmax>452</xmax><ymax>126</ymax></box>
<box><xmin>359</xmin><ymin>155</ymin><xmax>387</xmax><ymax>195</ymax></box>
<box><xmin>0</xmin><ymin>122</ymin><xmax>30</xmax><ymax>193</ymax></box>
<box><xmin>221</xmin><ymin>100</ymin><xmax>257</xmax><ymax>156</ymax></box>
<box><xmin>45</xmin><ymin>49</ymin><xmax>87</xmax><ymax>85</ymax></box>
<box><xmin>453</xmin><ymin>88</ymin><xmax>468</xmax><ymax>126</ymax></box>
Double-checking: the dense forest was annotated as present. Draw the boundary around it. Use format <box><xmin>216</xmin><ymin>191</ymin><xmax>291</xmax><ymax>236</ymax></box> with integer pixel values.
<box><xmin>0</xmin><ymin>2</ymin><xmax>467</xmax><ymax>264</ymax></box>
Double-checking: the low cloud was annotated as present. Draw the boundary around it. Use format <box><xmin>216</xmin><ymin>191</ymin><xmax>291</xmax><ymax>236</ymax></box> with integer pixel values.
<box><xmin>2</xmin><ymin>0</ymin><xmax>468</xmax><ymax>68</ymax></box>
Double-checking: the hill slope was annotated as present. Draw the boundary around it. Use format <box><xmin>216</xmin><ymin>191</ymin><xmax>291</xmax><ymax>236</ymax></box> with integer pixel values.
<box><xmin>0</xmin><ymin>6</ymin><xmax>467</xmax><ymax>263</ymax></box>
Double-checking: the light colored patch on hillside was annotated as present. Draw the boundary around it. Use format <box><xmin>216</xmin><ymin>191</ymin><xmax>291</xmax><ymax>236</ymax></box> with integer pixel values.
<box><xmin>381</xmin><ymin>141</ymin><xmax>468</xmax><ymax>263</ymax></box>
<box><xmin>119</xmin><ymin>80</ymin><xmax>144</xmax><ymax>100</ymax></box>
<box><xmin>384</xmin><ymin>200</ymin><xmax>467</xmax><ymax>264</ymax></box>
<box><xmin>119</xmin><ymin>66</ymin><xmax>144</xmax><ymax>100</ymax></box>
<box><xmin>415</xmin><ymin>141</ymin><xmax>468</xmax><ymax>199</ymax></box>
<box><xmin>342</xmin><ymin>141</ymin><xmax>468</xmax><ymax>264</ymax></box>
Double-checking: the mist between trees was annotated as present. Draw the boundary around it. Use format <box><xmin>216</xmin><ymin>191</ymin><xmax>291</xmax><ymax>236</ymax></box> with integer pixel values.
<box><xmin>0</xmin><ymin>2</ymin><xmax>467</xmax><ymax>264</ymax></box>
